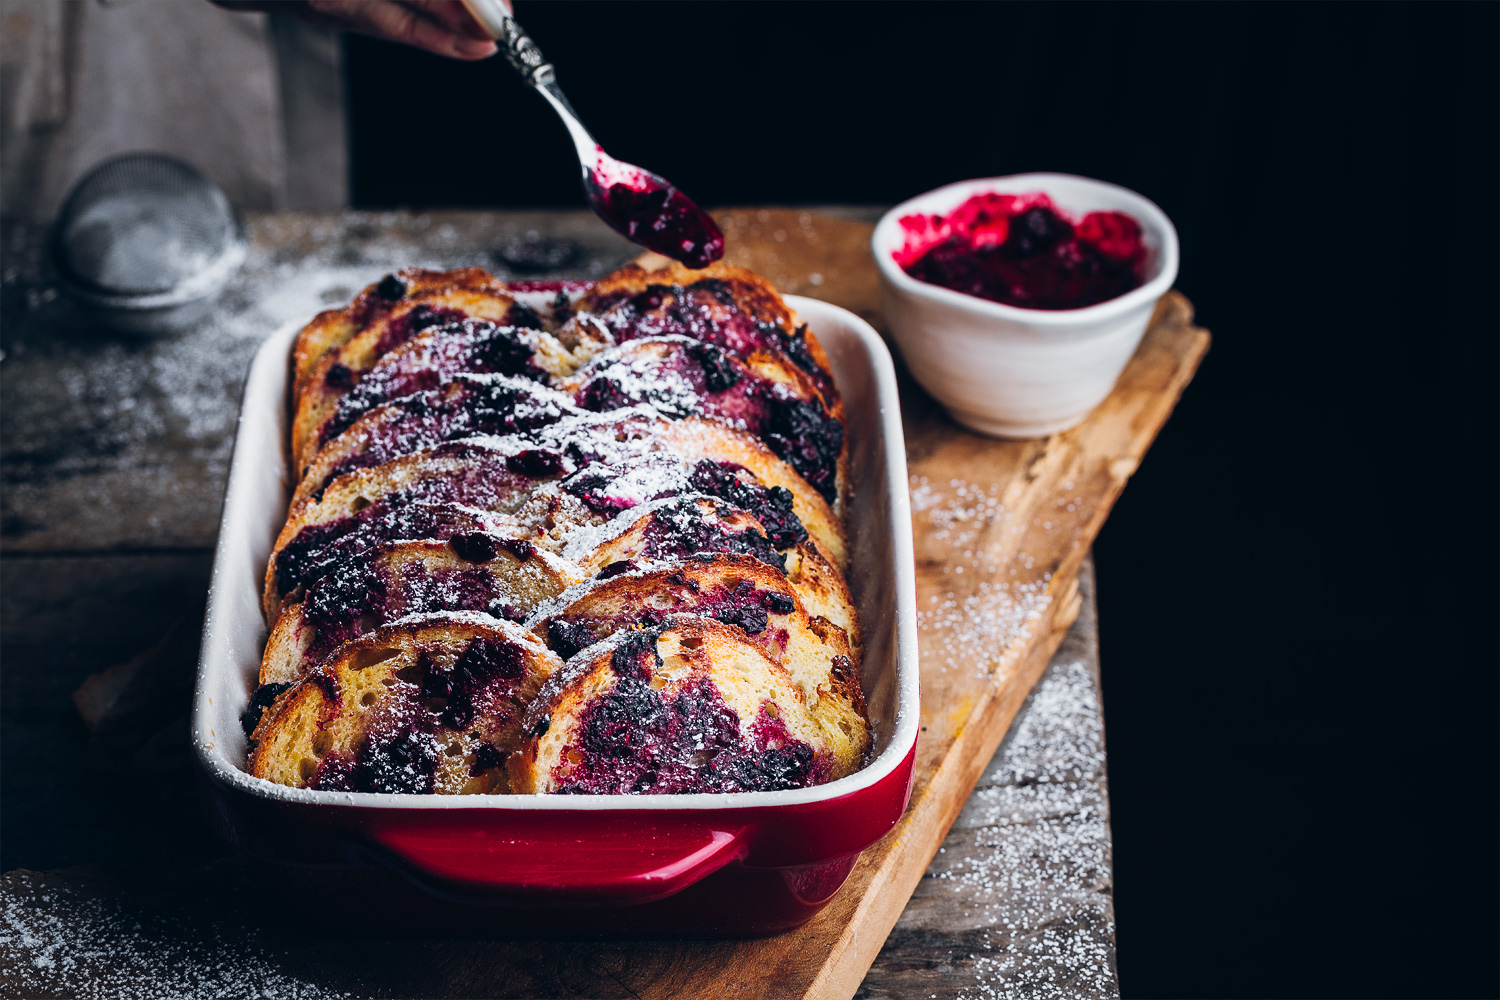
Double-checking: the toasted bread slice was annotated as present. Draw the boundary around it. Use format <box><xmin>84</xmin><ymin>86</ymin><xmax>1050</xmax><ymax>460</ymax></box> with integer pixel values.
<box><xmin>779</xmin><ymin>541</ymin><xmax>860</xmax><ymax>650</ymax></box>
<box><xmin>567</xmin><ymin>261</ymin><xmax>840</xmax><ymax>410</ymax></box>
<box><xmin>559</xmin><ymin>336</ymin><xmax>846</xmax><ymax>503</ymax></box>
<box><xmin>541</xmin><ymin>421</ymin><xmax>847</xmax><ymax>565</ymax></box>
<box><xmin>264</xmin><ymin>438</ymin><xmax>571</xmax><ymax>621</ymax></box>
<box><xmin>544</xmin><ymin>511</ymin><xmax>857</xmax><ymax>651</ymax></box>
<box><xmin>266</xmin><ymin>464</ymin><xmax>816</xmax><ymax>624</ymax></box>
<box><xmin>293</xmin><ymin>375</ymin><xmax>585</xmax><ymax>503</ymax></box>
<box><xmin>250</xmin><ymin>613</ymin><xmax>562</xmax><ymax>793</ymax></box>
<box><xmin>266</xmin><ymin>416</ymin><xmax>848</xmax><ymax>620</ymax></box>
<box><xmin>558</xmin><ymin>494</ymin><xmax>786</xmax><ymax>575</ymax></box>
<box><xmin>261</xmin><ymin>537</ymin><xmax>578</xmax><ymax>686</ymax></box>
<box><xmin>262</xmin><ymin>494</ymin><xmax>823</xmax><ymax>685</ymax></box>
<box><xmin>509</xmin><ymin>618</ymin><xmax>855</xmax><ymax>794</ymax></box>
<box><xmin>263</xmin><ymin>500</ymin><xmax>534</xmax><ymax>621</ymax></box>
<box><xmin>291</xmin><ymin>268</ymin><xmax>507</xmax><ymax>399</ymax></box>
<box><xmin>292</xmin><ymin>285</ymin><xmax>542</xmax><ymax>471</ymax></box>
<box><xmin>303</xmin><ymin>318</ymin><xmax>596</xmax><ymax>460</ymax></box>
<box><xmin>529</xmin><ymin>554</ymin><xmax>867</xmax><ymax>764</ymax></box>
<box><xmin>269</xmin><ymin>439</ymin><xmax>560</xmax><ymax>591</ymax></box>
<box><xmin>649</xmin><ymin>422</ymin><xmax>847</xmax><ymax>550</ymax></box>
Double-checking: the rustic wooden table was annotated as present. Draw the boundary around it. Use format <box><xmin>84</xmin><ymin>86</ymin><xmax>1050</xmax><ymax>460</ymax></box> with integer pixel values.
<box><xmin>0</xmin><ymin>209</ymin><xmax>1119</xmax><ymax>999</ymax></box>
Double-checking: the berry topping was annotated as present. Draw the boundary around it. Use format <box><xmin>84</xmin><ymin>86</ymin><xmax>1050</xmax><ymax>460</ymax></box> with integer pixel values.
<box><xmin>762</xmin><ymin>591</ymin><xmax>796</xmax><ymax>615</ymax></box>
<box><xmin>688</xmin><ymin>342</ymin><xmax>741</xmax><ymax>393</ymax></box>
<box><xmin>609</xmin><ymin>629</ymin><xmax>663</xmax><ymax>680</ymax></box>
<box><xmin>596</xmin><ymin>559</ymin><xmax>636</xmax><ymax>579</ymax></box>
<box><xmin>688</xmin><ymin>460</ymin><xmax>808</xmax><ymax>550</ymax></box>
<box><xmin>555</xmin><ymin>662</ymin><xmax>827</xmax><ymax>794</ymax></box>
<box><xmin>506</xmin><ymin>302</ymin><xmax>544</xmax><ymax>330</ymax></box>
<box><xmin>374</xmin><ymin>305</ymin><xmax>467</xmax><ymax>357</ymax></box>
<box><xmin>762</xmin><ymin>400</ymin><xmax>844</xmax><ymax>502</ymax></box>
<box><xmin>504</xmin><ymin>448</ymin><xmax>567</xmax><ymax>477</ymax></box>
<box><xmin>577</xmin><ymin>377</ymin><xmax>633</xmax><ymax>413</ymax></box>
<box><xmin>325</xmin><ymin>363</ymin><xmax>355</xmax><ymax>390</ymax></box>
<box><xmin>588</xmin><ymin>162</ymin><xmax>725</xmax><ymax>269</ymax></box>
<box><xmin>469</xmin><ymin>740</ymin><xmax>507</xmax><ymax>777</ymax></box>
<box><xmin>449</xmin><ymin>531</ymin><xmax>499</xmax><ymax>563</ymax></box>
<box><xmin>444</xmin><ymin>637</ymin><xmax>527</xmax><ymax>728</ymax></box>
<box><xmin>547</xmin><ymin>618</ymin><xmax>598</xmax><ymax>660</ymax></box>
<box><xmin>240</xmin><ymin>682</ymin><xmax>292</xmax><ymax>737</ymax></box>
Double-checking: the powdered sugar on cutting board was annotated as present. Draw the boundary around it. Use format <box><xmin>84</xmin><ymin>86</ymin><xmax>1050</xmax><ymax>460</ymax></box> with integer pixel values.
<box><xmin>910</xmin><ymin>476</ymin><xmax>1053</xmax><ymax>676</ymax></box>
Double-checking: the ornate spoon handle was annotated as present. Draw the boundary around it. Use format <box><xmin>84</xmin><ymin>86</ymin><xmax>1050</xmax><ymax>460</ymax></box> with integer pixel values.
<box><xmin>457</xmin><ymin>0</ymin><xmax>725</xmax><ymax>268</ymax></box>
<box><xmin>461</xmin><ymin>0</ymin><xmax>554</xmax><ymax>84</ymax></box>
<box><xmin>461</xmin><ymin>0</ymin><xmax>586</xmax><ymax>138</ymax></box>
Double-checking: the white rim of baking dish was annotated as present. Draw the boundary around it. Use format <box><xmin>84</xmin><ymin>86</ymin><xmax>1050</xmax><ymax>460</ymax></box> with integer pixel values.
<box><xmin>190</xmin><ymin>295</ymin><xmax>920</xmax><ymax>811</ymax></box>
<box><xmin>872</xmin><ymin>171</ymin><xmax>1180</xmax><ymax>325</ymax></box>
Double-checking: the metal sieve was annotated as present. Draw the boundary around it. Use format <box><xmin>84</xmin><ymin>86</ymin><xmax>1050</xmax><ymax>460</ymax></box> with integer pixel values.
<box><xmin>50</xmin><ymin>152</ymin><xmax>246</xmax><ymax>335</ymax></box>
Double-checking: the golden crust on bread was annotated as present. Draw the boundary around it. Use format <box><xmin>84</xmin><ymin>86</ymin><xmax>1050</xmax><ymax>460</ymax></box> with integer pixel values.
<box><xmin>508</xmin><ymin>618</ymin><xmax>858</xmax><ymax>795</ymax></box>
<box><xmin>260</xmin><ymin>537</ymin><xmax>578</xmax><ymax>686</ymax></box>
<box><xmin>250</xmin><ymin>614</ymin><xmax>562</xmax><ymax>793</ymax></box>
<box><xmin>292</xmin><ymin>285</ymin><xmax>533</xmax><ymax>473</ymax></box>
<box><xmin>291</xmin><ymin>268</ymin><xmax>504</xmax><ymax>397</ymax></box>
<box><xmin>529</xmin><ymin>554</ymin><xmax>868</xmax><ymax>767</ymax></box>
<box><xmin>569</xmin><ymin>260</ymin><xmax>839</xmax><ymax>411</ymax></box>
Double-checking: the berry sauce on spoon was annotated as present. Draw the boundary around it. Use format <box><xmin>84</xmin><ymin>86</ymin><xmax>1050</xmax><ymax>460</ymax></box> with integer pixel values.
<box><xmin>455</xmin><ymin>0</ymin><xmax>725</xmax><ymax>268</ymax></box>
<box><xmin>587</xmin><ymin>150</ymin><xmax>725</xmax><ymax>269</ymax></box>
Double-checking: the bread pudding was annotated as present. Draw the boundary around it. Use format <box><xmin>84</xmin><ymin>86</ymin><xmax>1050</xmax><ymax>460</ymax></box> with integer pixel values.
<box><xmin>246</xmin><ymin>262</ymin><xmax>867</xmax><ymax>795</ymax></box>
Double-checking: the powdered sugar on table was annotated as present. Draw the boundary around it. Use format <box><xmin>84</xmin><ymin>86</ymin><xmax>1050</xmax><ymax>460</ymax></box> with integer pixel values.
<box><xmin>861</xmin><ymin>558</ymin><xmax>1117</xmax><ymax>999</ymax></box>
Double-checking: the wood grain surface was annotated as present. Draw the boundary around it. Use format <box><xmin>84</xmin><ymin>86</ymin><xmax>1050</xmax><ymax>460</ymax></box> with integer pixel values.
<box><xmin>0</xmin><ymin>208</ymin><xmax>1206</xmax><ymax>999</ymax></box>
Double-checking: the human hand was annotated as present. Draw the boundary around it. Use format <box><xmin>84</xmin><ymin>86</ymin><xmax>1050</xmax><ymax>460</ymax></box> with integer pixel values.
<box><xmin>215</xmin><ymin>1</ymin><xmax>503</xmax><ymax>60</ymax></box>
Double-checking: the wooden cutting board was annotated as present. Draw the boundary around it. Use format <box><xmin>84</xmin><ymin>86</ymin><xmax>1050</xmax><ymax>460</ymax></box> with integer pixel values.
<box><xmin>532</xmin><ymin>210</ymin><xmax>1205</xmax><ymax>999</ymax></box>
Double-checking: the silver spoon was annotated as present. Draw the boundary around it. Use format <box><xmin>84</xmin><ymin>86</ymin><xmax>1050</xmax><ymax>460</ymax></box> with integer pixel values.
<box><xmin>460</xmin><ymin>0</ymin><xmax>724</xmax><ymax>268</ymax></box>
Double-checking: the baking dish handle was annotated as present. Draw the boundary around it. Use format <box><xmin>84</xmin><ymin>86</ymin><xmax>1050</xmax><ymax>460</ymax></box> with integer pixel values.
<box><xmin>361</xmin><ymin>823</ymin><xmax>748</xmax><ymax>906</ymax></box>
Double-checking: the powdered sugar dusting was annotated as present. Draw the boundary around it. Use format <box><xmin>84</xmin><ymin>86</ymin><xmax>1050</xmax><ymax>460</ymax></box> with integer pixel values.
<box><xmin>0</xmin><ymin>872</ymin><xmax>348</xmax><ymax>999</ymax></box>
<box><xmin>938</xmin><ymin>655</ymin><xmax>1114</xmax><ymax>999</ymax></box>
<box><xmin>867</xmin><ymin>561</ymin><xmax>1116</xmax><ymax>998</ymax></box>
<box><xmin>911</xmin><ymin>476</ymin><xmax>1052</xmax><ymax>676</ymax></box>
<box><xmin>564</xmin><ymin>336</ymin><xmax>709</xmax><ymax>420</ymax></box>
<box><xmin>552</xmin><ymin>478</ymin><xmax>698</xmax><ymax>560</ymax></box>
<box><xmin>1</xmin><ymin>210</ymin><xmax>640</xmax><ymax>550</ymax></box>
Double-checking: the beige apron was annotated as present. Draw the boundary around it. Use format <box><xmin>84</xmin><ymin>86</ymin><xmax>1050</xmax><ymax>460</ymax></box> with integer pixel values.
<box><xmin>1</xmin><ymin>0</ymin><xmax>346</xmax><ymax>223</ymax></box>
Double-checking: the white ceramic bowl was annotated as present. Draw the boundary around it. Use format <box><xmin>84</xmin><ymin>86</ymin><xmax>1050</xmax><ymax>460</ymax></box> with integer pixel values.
<box><xmin>873</xmin><ymin>172</ymin><xmax>1180</xmax><ymax>438</ymax></box>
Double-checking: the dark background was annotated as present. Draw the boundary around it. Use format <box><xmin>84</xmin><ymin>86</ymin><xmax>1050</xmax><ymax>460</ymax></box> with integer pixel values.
<box><xmin>349</xmin><ymin>4</ymin><xmax>1500</xmax><ymax>997</ymax></box>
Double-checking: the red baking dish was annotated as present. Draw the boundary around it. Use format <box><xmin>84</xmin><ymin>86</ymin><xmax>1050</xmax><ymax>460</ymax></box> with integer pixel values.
<box><xmin>190</xmin><ymin>295</ymin><xmax>920</xmax><ymax>936</ymax></box>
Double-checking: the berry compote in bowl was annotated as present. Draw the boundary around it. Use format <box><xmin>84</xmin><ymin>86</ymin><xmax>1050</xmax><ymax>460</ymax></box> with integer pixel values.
<box><xmin>873</xmin><ymin>173</ymin><xmax>1179</xmax><ymax>438</ymax></box>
